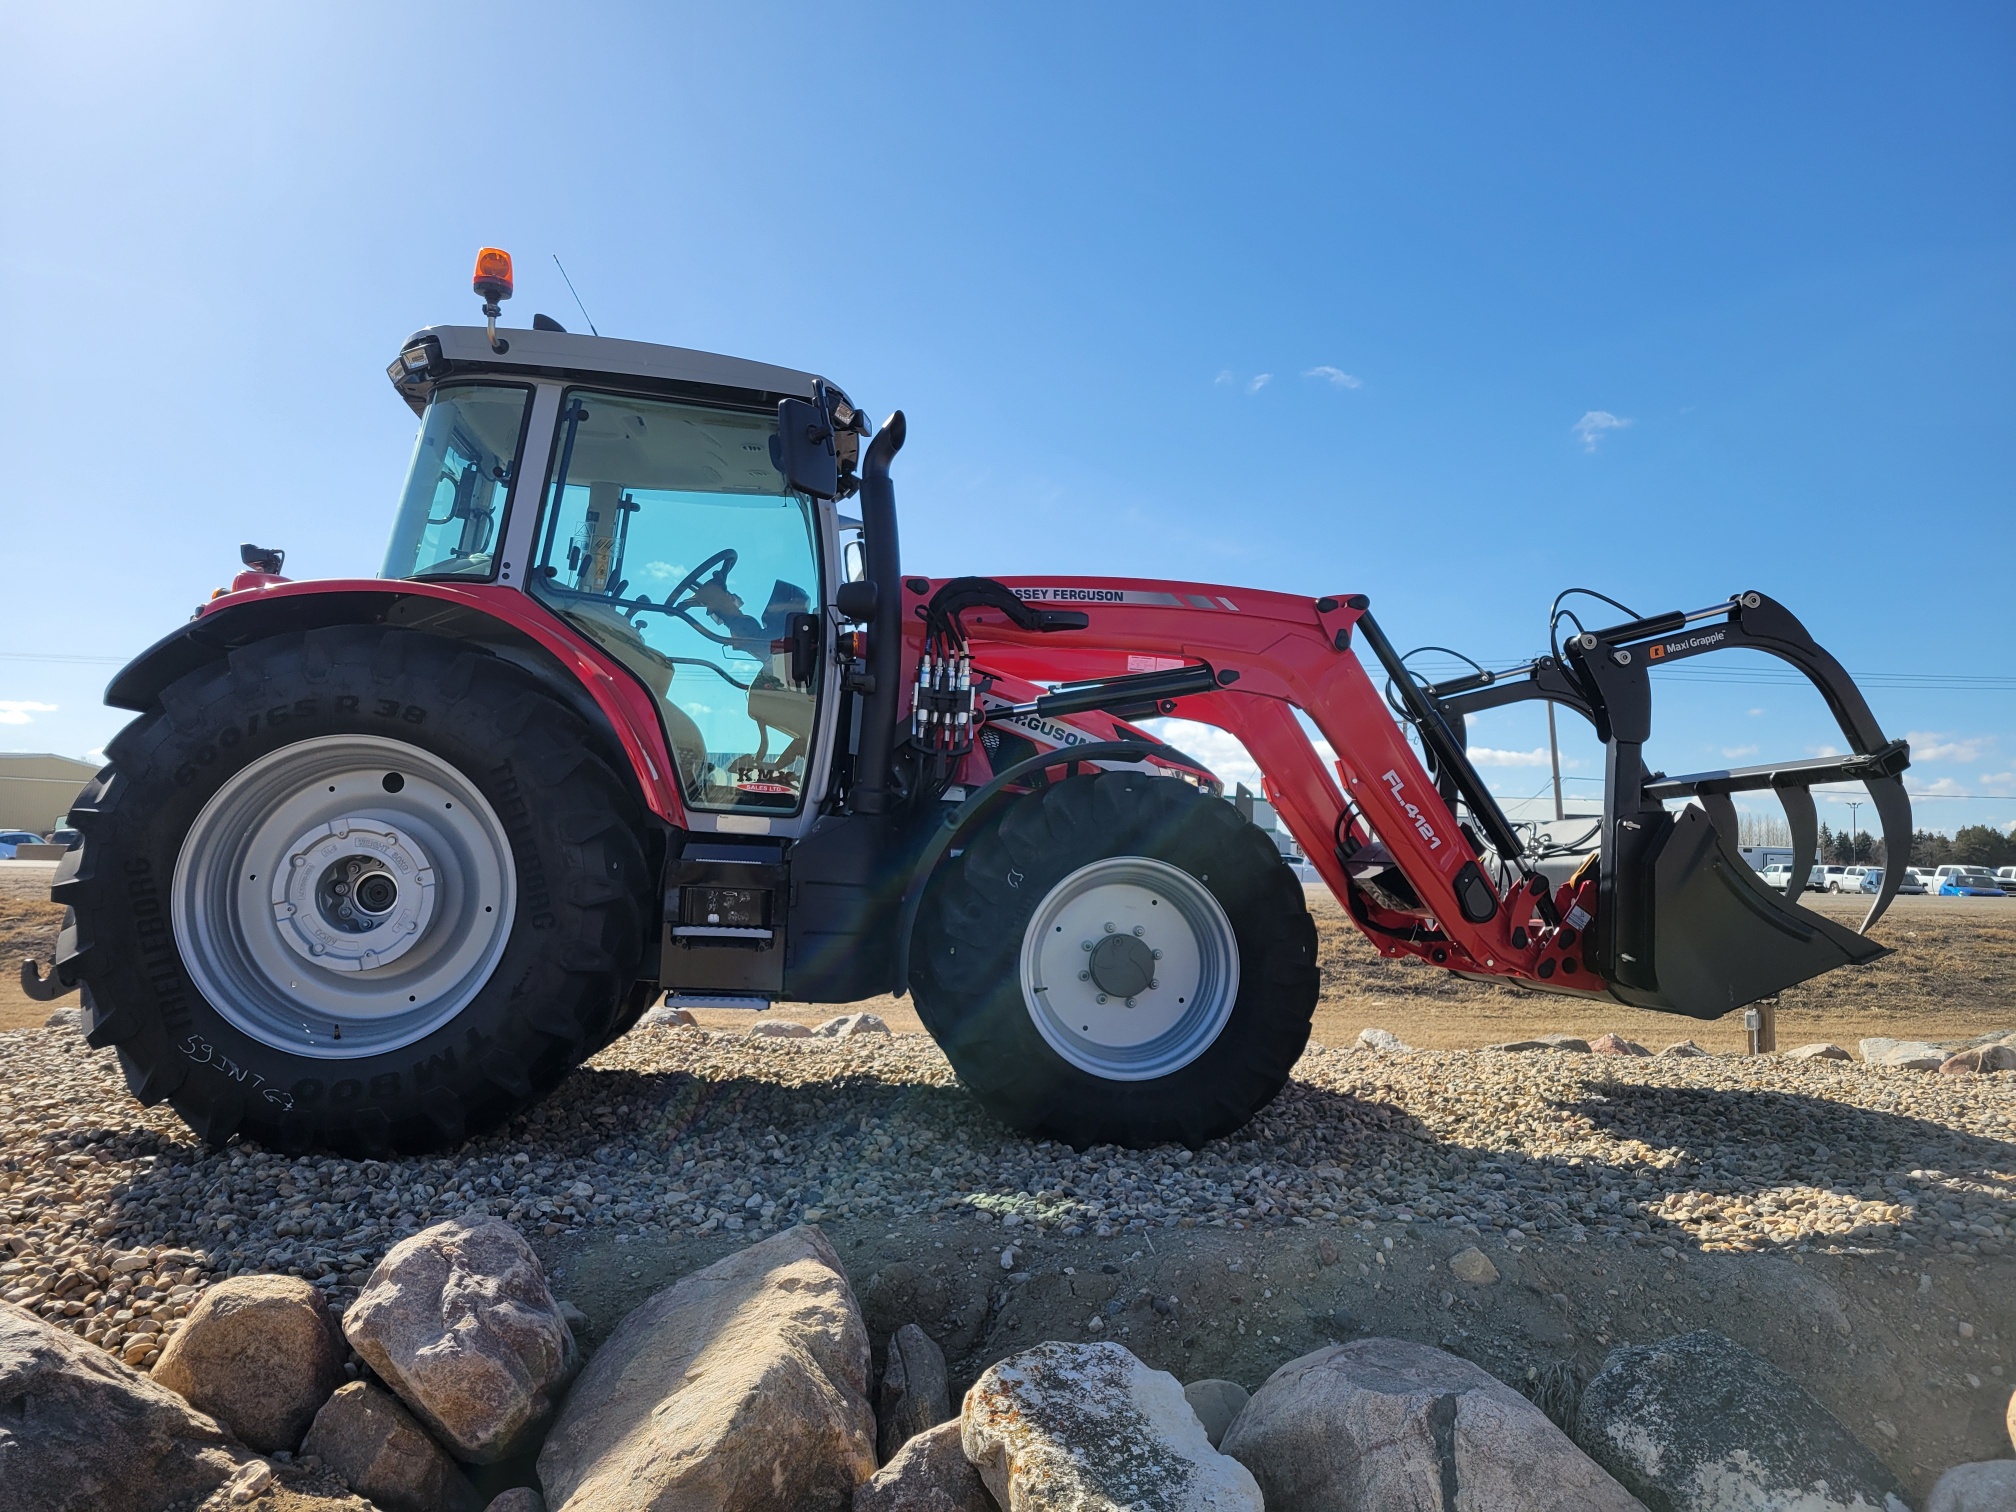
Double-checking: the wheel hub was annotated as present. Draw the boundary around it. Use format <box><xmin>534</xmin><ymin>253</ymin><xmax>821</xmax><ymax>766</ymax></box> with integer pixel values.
<box><xmin>1087</xmin><ymin>932</ymin><xmax>1156</xmax><ymax>998</ymax></box>
<box><xmin>274</xmin><ymin>818</ymin><xmax>436</xmax><ymax>970</ymax></box>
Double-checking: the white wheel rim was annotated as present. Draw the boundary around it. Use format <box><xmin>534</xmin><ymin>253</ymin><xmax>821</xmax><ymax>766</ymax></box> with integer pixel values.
<box><xmin>1019</xmin><ymin>856</ymin><xmax>1239</xmax><ymax>1081</ymax></box>
<box><xmin>172</xmin><ymin>735</ymin><xmax>516</xmax><ymax>1059</ymax></box>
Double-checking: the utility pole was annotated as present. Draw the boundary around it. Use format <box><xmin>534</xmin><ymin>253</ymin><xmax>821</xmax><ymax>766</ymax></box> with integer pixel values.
<box><xmin>1547</xmin><ymin>703</ymin><xmax>1564</xmax><ymax>823</ymax></box>
<box><xmin>1846</xmin><ymin>799</ymin><xmax>1863</xmax><ymax>863</ymax></box>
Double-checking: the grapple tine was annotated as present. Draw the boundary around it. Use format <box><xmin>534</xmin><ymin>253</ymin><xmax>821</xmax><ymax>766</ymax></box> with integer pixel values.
<box><xmin>1699</xmin><ymin>792</ymin><xmax>1740</xmax><ymax>852</ymax></box>
<box><xmin>1860</xmin><ymin>774</ymin><xmax>1912</xmax><ymax>933</ymax></box>
<box><xmin>1779</xmin><ymin>784</ymin><xmax>1818</xmax><ymax>905</ymax></box>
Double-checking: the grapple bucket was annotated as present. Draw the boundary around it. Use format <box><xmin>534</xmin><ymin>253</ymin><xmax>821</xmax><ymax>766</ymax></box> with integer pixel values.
<box><xmin>1430</xmin><ymin>591</ymin><xmax>1911</xmax><ymax>1021</ymax></box>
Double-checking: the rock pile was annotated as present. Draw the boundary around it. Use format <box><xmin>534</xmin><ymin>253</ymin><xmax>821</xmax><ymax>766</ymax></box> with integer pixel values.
<box><xmin>16</xmin><ymin>1211</ymin><xmax>2001</xmax><ymax>1512</ymax></box>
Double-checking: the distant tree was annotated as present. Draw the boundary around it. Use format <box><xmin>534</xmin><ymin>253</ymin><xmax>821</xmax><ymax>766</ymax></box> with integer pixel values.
<box><xmin>1739</xmin><ymin>810</ymin><xmax>1792</xmax><ymax>848</ymax></box>
<box><xmin>1952</xmin><ymin>824</ymin><xmax>2016</xmax><ymax>868</ymax></box>
<box><xmin>1910</xmin><ymin>829</ymin><xmax>1955</xmax><ymax>867</ymax></box>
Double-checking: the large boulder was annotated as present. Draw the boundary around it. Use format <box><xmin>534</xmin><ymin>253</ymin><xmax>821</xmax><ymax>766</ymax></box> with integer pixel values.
<box><xmin>1573</xmin><ymin>1331</ymin><xmax>1908</xmax><ymax>1512</ymax></box>
<box><xmin>1928</xmin><ymin>1461</ymin><xmax>2016</xmax><ymax>1512</ymax></box>
<box><xmin>343</xmin><ymin>1216</ymin><xmax>576</xmax><ymax>1464</ymax></box>
<box><xmin>151</xmin><ymin>1274</ymin><xmax>343</xmax><ymax>1452</ymax></box>
<box><xmin>878</xmin><ymin>1322</ymin><xmax>951</xmax><ymax>1464</ymax></box>
<box><xmin>1356</xmin><ymin>1027</ymin><xmax>1413</xmax><ymax>1052</ymax></box>
<box><xmin>536</xmin><ymin>1224</ymin><xmax>874</xmax><ymax>1512</ymax></box>
<box><xmin>1941</xmin><ymin>1044</ymin><xmax>2016</xmax><ymax>1074</ymax></box>
<box><xmin>815</xmin><ymin>1012</ymin><xmax>891</xmax><ymax>1037</ymax></box>
<box><xmin>1221</xmin><ymin>1336</ymin><xmax>1641</xmax><ymax>1511</ymax></box>
<box><xmin>963</xmin><ymin>1341</ymin><xmax>1261</xmax><ymax>1511</ymax></box>
<box><xmin>301</xmin><ymin>1380</ymin><xmax>482</xmax><ymax>1512</ymax></box>
<box><xmin>0</xmin><ymin>1299</ymin><xmax>252</xmax><ymax>1512</ymax></box>
<box><xmin>852</xmin><ymin>1420</ymin><xmax>997</xmax><ymax>1512</ymax></box>
<box><xmin>1859</xmin><ymin>1037</ymin><xmax>1947</xmax><ymax>1071</ymax></box>
<box><xmin>1183</xmin><ymin>1378</ymin><xmax>1250</xmax><ymax>1448</ymax></box>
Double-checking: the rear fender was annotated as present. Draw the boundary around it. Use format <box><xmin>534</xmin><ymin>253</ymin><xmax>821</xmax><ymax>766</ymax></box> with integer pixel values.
<box><xmin>107</xmin><ymin>580</ymin><xmax>687</xmax><ymax>825</ymax></box>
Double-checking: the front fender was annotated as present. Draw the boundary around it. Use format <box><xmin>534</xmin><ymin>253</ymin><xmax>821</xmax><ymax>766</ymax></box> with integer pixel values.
<box><xmin>107</xmin><ymin>580</ymin><xmax>688</xmax><ymax>825</ymax></box>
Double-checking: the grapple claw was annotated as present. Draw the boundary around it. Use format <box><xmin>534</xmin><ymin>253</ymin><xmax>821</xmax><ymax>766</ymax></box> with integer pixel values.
<box><xmin>1432</xmin><ymin>590</ymin><xmax>1910</xmax><ymax>1021</ymax></box>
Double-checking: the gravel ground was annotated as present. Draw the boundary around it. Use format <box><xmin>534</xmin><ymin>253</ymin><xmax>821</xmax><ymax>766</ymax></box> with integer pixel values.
<box><xmin>3</xmin><ymin>1018</ymin><xmax>2011</xmax><ymax>1374</ymax></box>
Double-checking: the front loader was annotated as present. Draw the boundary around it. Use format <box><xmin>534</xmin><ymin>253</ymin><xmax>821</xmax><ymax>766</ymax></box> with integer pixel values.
<box><xmin>38</xmin><ymin>249</ymin><xmax>1911</xmax><ymax>1156</ymax></box>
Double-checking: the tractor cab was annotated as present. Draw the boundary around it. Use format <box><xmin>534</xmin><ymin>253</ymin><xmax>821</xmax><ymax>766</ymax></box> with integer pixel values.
<box><xmin>381</xmin><ymin>318</ymin><xmax>866</xmax><ymax>833</ymax></box>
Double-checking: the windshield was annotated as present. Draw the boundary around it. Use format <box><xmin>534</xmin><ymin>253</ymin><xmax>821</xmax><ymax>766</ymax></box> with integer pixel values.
<box><xmin>529</xmin><ymin>390</ymin><xmax>823</xmax><ymax>815</ymax></box>
<box><xmin>383</xmin><ymin>384</ymin><xmax>532</xmax><ymax>580</ymax></box>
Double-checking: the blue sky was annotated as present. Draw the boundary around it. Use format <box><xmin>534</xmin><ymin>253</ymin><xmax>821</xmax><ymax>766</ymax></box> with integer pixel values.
<box><xmin>2</xmin><ymin>4</ymin><xmax>2011</xmax><ymax>835</ymax></box>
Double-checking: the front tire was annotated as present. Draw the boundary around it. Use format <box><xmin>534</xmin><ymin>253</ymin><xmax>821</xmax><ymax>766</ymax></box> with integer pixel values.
<box><xmin>912</xmin><ymin>771</ymin><xmax>1319</xmax><ymax>1148</ymax></box>
<box><xmin>56</xmin><ymin>627</ymin><xmax>652</xmax><ymax>1155</ymax></box>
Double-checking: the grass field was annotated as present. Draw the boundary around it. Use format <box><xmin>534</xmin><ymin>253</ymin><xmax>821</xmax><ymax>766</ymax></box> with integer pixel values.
<box><xmin>12</xmin><ymin>861</ymin><xmax>2008</xmax><ymax>1051</ymax></box>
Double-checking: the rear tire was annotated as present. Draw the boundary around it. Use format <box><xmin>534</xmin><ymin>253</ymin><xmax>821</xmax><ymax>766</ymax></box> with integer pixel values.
<box><xmin>56</xmin><ymin>627</ymin><xmax>653</xmax><ymax>1155</ymax></box>
<box><xmin>912</xmin><ymin>771</ymin><xmax>1319</xmax><ymax>1148</ymax></box>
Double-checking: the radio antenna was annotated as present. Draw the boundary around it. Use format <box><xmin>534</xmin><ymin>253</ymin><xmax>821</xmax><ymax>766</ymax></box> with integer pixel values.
<box><xmin>552</xmin><ymin>255</ymin><xmax>600</xmax><ymax>336</ymax></box>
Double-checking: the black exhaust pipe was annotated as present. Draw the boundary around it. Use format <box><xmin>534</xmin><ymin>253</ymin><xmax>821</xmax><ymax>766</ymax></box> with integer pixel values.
<box><xmin>850</xmin><ymin>412</ymin><xmax>906</xmax><ymax>815</ymax></box>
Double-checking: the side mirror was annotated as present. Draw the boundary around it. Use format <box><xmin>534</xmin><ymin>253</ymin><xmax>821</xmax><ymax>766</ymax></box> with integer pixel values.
<box><xmin>770</xmin><ymin>398</ymin><xmax>838</xmax><ymax>499</ymax></box>
<box><xmin>835</xmin><ymin>580</ymin><xmax>878</xmax><ymax>623</ymax></box>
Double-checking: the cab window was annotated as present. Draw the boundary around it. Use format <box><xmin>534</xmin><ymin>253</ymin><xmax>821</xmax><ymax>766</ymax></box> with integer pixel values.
<box><xmin>528</xmin><ymin>390</ymin><xmax>824</xmax><ymax>815</ymax></box>
<box><xmin>382</xmin><ymin>384</ymin><xmax>532</xmax><ymax>580</ymax></box>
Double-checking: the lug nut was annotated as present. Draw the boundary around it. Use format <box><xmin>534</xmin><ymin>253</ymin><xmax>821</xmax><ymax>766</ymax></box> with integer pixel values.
<box><xmin>1151</xmin><ymin>948</ymin><xmax>1164</xmax><ymax>959</ymax></box>
<box><xmin>1149</xmin><ymin>979</ymin><xmax>1159</xmax><ymax>989</ymax></box>
<box><xmin>1082</xmin><ymin>940</ymin><xmax>1094</xmax><ymax>952</ymax></box>
<box><xmin>1124</xmin><ymin>996</ymin><xmax>1136</xmax><ymax>1008</ymax></box>
<box><xmin>1096</xmin><ymin>994</ymin><xmax>1108</xmax><ymax>1004</ymax></box>
<box><xmin>1078</xmin><ymin>970</ymin><xmax>1090</xmax><ymax>981</ymax></box>
<box><xmin>1132</xmin><ymin>925</ymin><xmax>1145</xmax><ymax>936</ymax></box>
<box><xmin>1103</xmin><ymin>922</ymin><xmax>1116</xmax><ymax>933</ymax></box>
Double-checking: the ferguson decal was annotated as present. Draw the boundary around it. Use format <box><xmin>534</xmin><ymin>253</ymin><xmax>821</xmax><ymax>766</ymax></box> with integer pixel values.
<box><xmin>1381</xmin><ymin>769</ymin><xmax>1443</xmax><ymax>850</ymax></box>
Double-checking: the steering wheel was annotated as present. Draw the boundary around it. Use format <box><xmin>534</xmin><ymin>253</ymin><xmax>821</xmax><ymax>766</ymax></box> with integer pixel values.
<box><xmin>666</xmin><ymin>548</ymin><xmax>739</xmax><ymax>614</ymax></box>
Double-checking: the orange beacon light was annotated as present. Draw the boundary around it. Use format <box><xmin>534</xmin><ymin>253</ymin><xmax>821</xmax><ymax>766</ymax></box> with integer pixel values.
<box><xmin>473</xmin><ymin>247</ymin><xmax>513</xmax><ymax>351</ymax></box>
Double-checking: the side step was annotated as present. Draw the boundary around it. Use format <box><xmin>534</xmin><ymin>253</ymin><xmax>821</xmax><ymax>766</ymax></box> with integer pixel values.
<box><xmin>660</xmin><ymin>991</ymin><xmax>774</xmax><ymax>1012</ymax></box>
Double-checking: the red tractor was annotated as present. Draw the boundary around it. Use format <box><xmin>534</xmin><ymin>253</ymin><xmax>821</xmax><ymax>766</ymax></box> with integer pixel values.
<box><xmin>38</xmin><ymin>250</ymin><xmax>1912</xmax><ymax>1155</ymax></box>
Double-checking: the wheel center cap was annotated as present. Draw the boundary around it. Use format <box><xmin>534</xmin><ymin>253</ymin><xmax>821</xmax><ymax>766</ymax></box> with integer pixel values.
<box><xmin>1088</xmin><ymin>933</ymin><xmax>1156</xmax><ymax>998</ymax></box>
<box><xmin>272</xmin><ymin>817</ymin><xmax>437</xmax><ymax>973</ymax></box>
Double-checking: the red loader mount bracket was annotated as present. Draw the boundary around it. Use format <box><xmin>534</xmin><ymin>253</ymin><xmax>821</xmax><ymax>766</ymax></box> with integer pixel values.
<box><xmin>48</xmin><ymin>290</ymin><xmax>1910</xmax><ymax>1156</ymax></box>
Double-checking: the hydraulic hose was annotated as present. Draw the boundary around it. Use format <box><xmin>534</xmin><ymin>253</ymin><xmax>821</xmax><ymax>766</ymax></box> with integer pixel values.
<box><xmin>849</xmin><ymin>411</ymin><xmax>907</xmax><ymax>815</ymax></box>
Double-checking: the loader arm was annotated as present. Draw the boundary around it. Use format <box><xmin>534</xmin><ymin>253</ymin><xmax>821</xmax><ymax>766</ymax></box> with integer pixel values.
<box><xmin>912</xmin><ymin>577</ymin><xmax>1544</xmax><ymax>985</ymax></box>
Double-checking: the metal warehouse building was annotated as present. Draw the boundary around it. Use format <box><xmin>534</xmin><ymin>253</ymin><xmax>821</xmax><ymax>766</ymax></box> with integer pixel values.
<box><xmin>0</xmin><ymin>752</ymin><xmax>99</xmax><ymax>833</ymax></box>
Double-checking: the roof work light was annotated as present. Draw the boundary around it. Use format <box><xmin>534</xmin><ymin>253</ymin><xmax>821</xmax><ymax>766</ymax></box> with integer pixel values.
<box><xmin>472</xmin><ymin>247</ymin><xmax>513</xmax><ymax>352</ymax></box>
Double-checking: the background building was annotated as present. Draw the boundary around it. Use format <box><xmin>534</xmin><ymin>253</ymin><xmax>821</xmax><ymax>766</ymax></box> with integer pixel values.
<box><xmin>0</xmin><ymin>753</ymin><xmax>99</xmax><ymax>833</ymax></box>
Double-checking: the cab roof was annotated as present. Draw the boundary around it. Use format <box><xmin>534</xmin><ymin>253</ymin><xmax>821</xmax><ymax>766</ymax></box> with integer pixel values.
<box><xmin>390</xmin><ymin>323</ymin><xmax>826</xmax><ymax>416</ymax></box>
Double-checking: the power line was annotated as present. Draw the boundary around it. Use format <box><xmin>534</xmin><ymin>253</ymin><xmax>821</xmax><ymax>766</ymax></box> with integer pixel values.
<box><xmin>0</xmin><ymin>652</ymin><xmax>128</xmax><ymax>665</ymax></box>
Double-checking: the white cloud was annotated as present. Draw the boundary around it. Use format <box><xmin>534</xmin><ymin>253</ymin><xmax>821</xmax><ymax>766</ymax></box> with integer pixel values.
<box><xmin>1748</xmin><ymin>707</ymin><xmax>1766</xmax><ymax>717</ymax></box>
<box><xmin>1722</xmin><ymin>744</ymin><xmax>1759</xmax><ymax>759</ymax></box>
<box><xmin>1467</xmin><ymin>746</ymin><xmax>1550</xmax><ymax>767</ymax></box>
<box><xmin>1906</xmin><ymin>730</ymin><xmax>1989</xmax><ymax>763</ymax></box>
<box><xmin>1214</xmin><ymin>370</ymin><xmax>1236</xmax><ymax>386</ymax></box>
<box><xmin>1808</xmin><ymin>743</ymin><xmax>1842</xmax><ymax>758</ymax></box>
<box><xmin>1572</xmin><ymin>410</ymin><xmax>1632</xmax><ymax>452</ymax></box>
<box><xmin>1245</xmin><ymin>373</ymin><xmax>1272</xmax><ymax>395</ymax></box>
<box><xmin>1302</xmin><ymin>365</ymin><xmax>1362</xmax><ymax>389</ymax></box>
<box><xmin>0</xmin><ymin>701</ymin><xmax>57</xmax><ymax>726</ymax></box>
<box><xmin>1909</xmin><ymin>775</ymin><xmax>1968</xmax><ymax>796</ymax></box>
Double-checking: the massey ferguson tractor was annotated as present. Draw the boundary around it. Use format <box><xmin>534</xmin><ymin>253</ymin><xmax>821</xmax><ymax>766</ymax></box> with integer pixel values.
<box><xmin>34</xmin><ymin>250</ymin><xmax>1913</xmax><ymax>1156</ymax></box>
